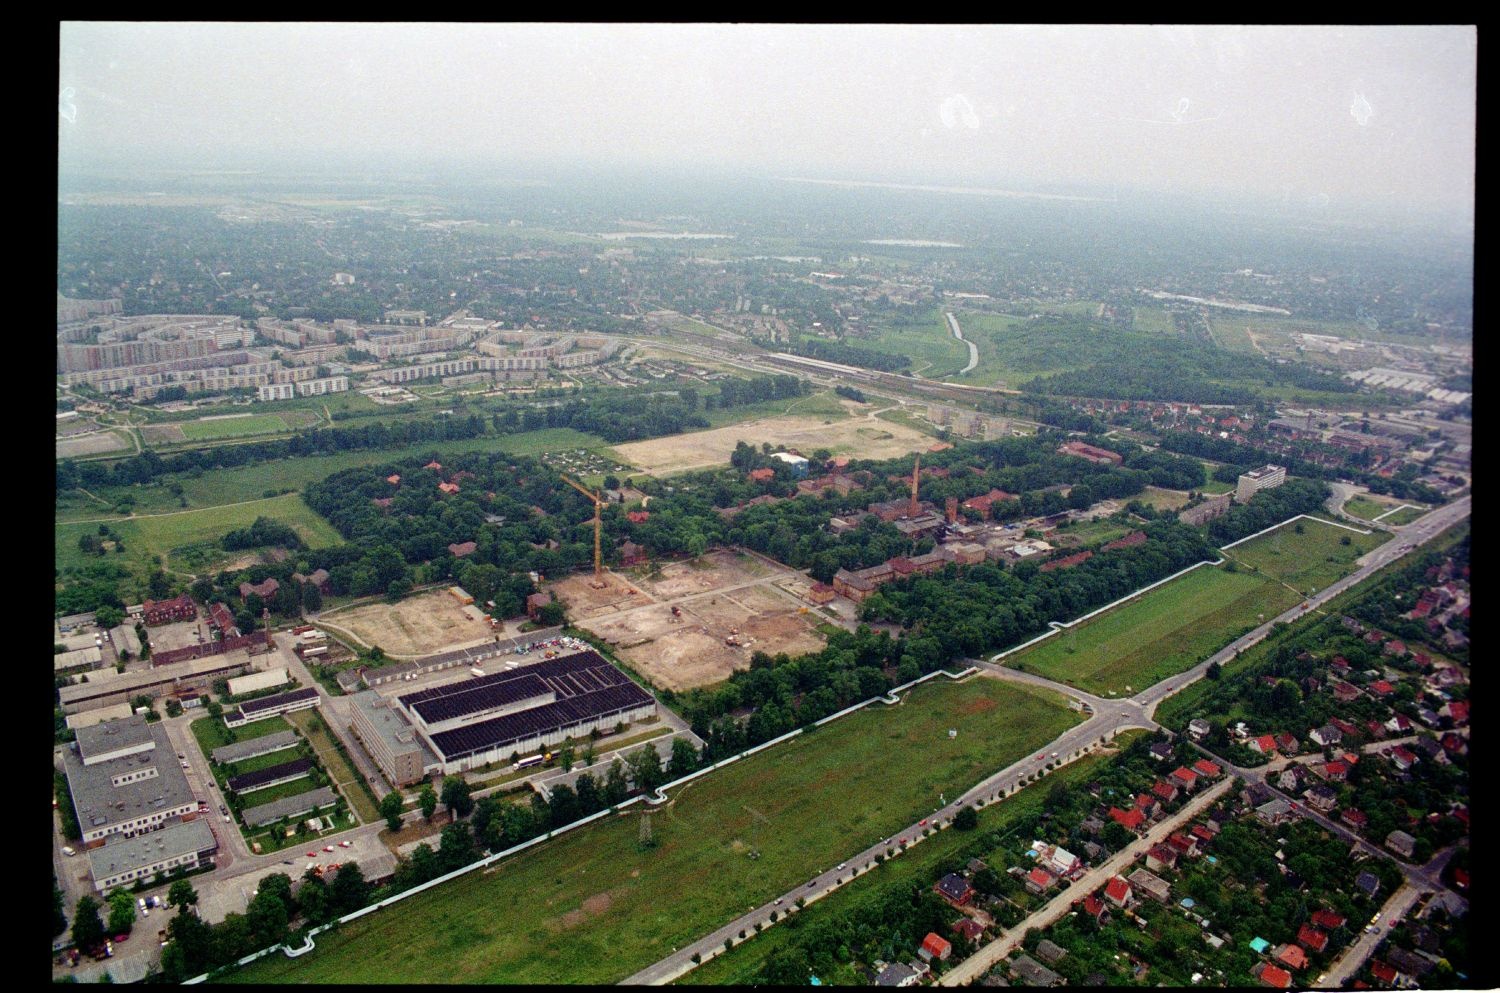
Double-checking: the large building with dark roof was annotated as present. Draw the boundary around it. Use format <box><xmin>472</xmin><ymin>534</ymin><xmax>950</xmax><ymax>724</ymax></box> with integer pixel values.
<box><xmin>347</xmin><ymin>650</ymin><xmax>656</xmax><ymax>778</ymax></box>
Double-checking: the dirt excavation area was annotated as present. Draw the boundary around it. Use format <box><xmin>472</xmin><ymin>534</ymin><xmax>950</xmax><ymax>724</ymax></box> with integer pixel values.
<box><xmin>549</xmin><ymin>550</ymin><xmax>828</xmax><ymax>691</ymax></box>
<box><xmin>327</xmin><ymin>588</ymin><xmax>496</xmax><ymax>656</ymax></box>
<box><xmin>612</xmin><ymin>413</ymin><xmax>933</xmax><ymax>476</ymax></box>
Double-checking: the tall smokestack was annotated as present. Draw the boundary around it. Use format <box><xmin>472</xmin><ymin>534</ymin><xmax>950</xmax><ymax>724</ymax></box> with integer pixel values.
<box><xmin>909</xmin><ymin>453</ymin><xmax>921</xmax><ymax>518</ymax></box>
<box><xmin>262</xmin><ymin>608</ymin><xmax>272</xmax><ymax>648</ymax></box>
<box><xmin>946</xmin><ymin>497</ymin><xmax>958</xmax><ymax>524</ymax></box>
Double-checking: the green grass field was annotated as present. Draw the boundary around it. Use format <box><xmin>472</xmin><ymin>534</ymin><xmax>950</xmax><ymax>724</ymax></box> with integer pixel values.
<box><xmin>702</xmin><ymin>389</ymin><xmax>852</xmax><ymax>429</ymax></box>
<box><xmin>287</xmin><ymin>708</ymin><xmax>379</xmax><ymax>824</ymax></box>
<box><xmin>1201</xmin><ymin>479</ymin><xmax>1235</xmax><ymax>495</ymax></box>
<box><xmin>55</xmin><ymin>428</ymin><xmax>618</xmax><ymax>524</ymax></box>
<box><xmin>682</xmin><ymin>733</ymin><xmax>1146</xmax><ymax>985</ymax></box>
<box><xmin>1011</xmin><ymin>517</ymin><xmax>1390</xmax><ymax>697</ymax></box>
<box><xmin>177</xmin><ymin>413</ymin><xmax>305</xmax><ymax>441</ymax></box>
<box><xmin>227</xmin><ymin>676</ymin><xmax>1079</xmax><ymax>984</ymax></box>
<box><xmin>1379</xmin><ymin>506</ymin><xmax>1425</xmax><ymax>526</ymax></box>
<box><xmin>1007</xmin><ymin>565</ymin><xmax>1291</xmax><ymax>697</ymax></box>
<box><xmin>1221</xmin><ymin>516</ymin><xmax>1389</xmax><ymax>595</ymax></box>
<box><xmin>56</xmin><ymin>494</ymin><xmax>343</xmax><ymax>596</ymax></box>
<box><xmin>857</xmin><ymin>309</ymin><xmax>971</xmax><ymax>378</ymax></box>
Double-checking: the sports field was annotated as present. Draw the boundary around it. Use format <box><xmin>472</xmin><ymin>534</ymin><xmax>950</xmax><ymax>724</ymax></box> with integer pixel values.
<box><xmin>1006</xmin><ymin>565</ymin><xmax>1291</xmax><ymax>697</ymax></box>
<box><xmin>1221</xmin><ymin>516</ymin><xmax>1389</xmax><ymax>595</ymax></box>
<box><xmin>227</xmin><ymin>676</ymin><xmax>1079</xmax><ymax>984</ymax></box>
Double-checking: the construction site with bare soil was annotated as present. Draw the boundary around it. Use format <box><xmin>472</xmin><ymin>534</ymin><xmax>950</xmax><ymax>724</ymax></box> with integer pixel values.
<box><xmin>547</xmin><ymin>549</ymin><xmax>829</xmax><ymax>691</ymax></box>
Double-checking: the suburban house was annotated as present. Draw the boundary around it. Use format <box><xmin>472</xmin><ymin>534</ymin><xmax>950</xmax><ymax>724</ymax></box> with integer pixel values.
<box><xmin>1104</xmin><ymin>876</ymin><xmax>1133</xmax><ymax>908</ymax></box>
<box><xmin>935</xmin><ymin>873</ymin><xmax>975</xmax><ymax>908</ymax></box>
<box><xmin>919</xmin><ymin>933</ymin><xmax>952</xmax><ymax>963</ymax></box>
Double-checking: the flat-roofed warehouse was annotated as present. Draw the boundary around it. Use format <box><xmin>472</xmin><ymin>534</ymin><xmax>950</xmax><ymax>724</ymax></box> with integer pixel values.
<box><xmin>348</xmin><ymin>650</ymin><xmax>657</xmax><ymax>778</ymax></box>
<box><xmin>223</xmin><ymin>686</ymin><xmax>320</xmax><ymax>727</ymax></box>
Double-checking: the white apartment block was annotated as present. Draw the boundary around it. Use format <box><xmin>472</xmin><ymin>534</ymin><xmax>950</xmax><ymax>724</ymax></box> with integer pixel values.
<box><xmin>1235</xmin><ymin>464</ymin><xmax>1287</xmax><ymax>503</ymax></box>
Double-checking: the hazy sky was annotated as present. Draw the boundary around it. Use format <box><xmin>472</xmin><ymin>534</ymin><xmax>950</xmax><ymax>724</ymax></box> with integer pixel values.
<box><xmin>58</xmin><ymin>23</ymin><xmax>1475</xmax><ymax>214</ymax></box>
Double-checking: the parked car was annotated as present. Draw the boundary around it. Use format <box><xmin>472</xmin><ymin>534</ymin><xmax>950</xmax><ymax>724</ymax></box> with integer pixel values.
<box><xmin>323</xmin><ymin>846</ymin><xmax>335</xmax><ymax>853</ymax></box>
<box><xmin>339</xmin><ymin>840</ymin><xmax>352</xmax><ymax>848</ymax></box>
<box><xmin>62</xmin><ymin>846</ymin><xmax>76</xmax><ymax>857</ymax></box>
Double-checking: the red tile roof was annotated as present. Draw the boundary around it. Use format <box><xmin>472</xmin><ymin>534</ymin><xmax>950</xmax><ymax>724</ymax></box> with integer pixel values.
<box><xmin>921</xmin><ymin>932</ymin><xmax>951</xmax><ymax>959</ymax></box>
<box><xmin>1311</xmin><ymin>909</ymin><xmax>1346</xmax><ymax>930</ymax></box>
<box><xmin>748</xmin><ymin>467</ymin><xmax>775</xmax><ymax>482</ymax></box>
<box><xmin>1171</xmin><ymin>766</ymin><xmax>1199</xmax><ymax>786</ymax></box>
<box><xmin>1110</xmin><ymin>807</ymin><xmax>1145</xmax><ymax>830</ymax></box>
<box><xmin>1261</xmin><ymin>964</ymin><xmax>1293</xmax><ymax>988</ymax></box>
<box><xmin>386</xmin><ymin>474</ymin><xmax>401</xmax><ymax>485</ymax></box>
<box><xmin>1298</xmin><ymin>924</ymin><xmax>1329</xmax><ymax>952</ymax></box>
<box><xmin>424</xmin><ymin>461</ymin><xmax>442</xmax><ymax>470</ymax></box>
<box><xmin>1370</xmin><ymin>961</ymin><xmax>1397</xmax><ymax>983</ymax></box>
<box><xmin>1152</xmin><ymin>780</ymin><xmax>1178</xmax><ymax>801</ymax></box>
<box><xmin>1027</xmin><ymin>867</ymin><xmax>1055</xmax><ymax>888</ymax></box>
<box><xmin>1104</xmin><ymin>876</ymin><xmax>1131</xmax><ymax>903</ymax></box>
<box><xmin>626</xmin><ymin>511</ymin><xmax>650</xmax><ymax>524</ymax></box>
<box><xmin>1192</xmin><ymin>759</ymin><xmax>1221</xmax><ymax>777</ymax></box>
<box><xmin>1276</xmin><ymin>944</ymin><xmax>1308</xmax><ymax>970</ymax></box>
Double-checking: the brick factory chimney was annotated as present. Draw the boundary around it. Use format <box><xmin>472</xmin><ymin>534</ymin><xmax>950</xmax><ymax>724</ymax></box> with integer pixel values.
<box><xmin>946</xmin><ymin>497</ymin><xmax>958</xmax><ymax>524</ymax></box>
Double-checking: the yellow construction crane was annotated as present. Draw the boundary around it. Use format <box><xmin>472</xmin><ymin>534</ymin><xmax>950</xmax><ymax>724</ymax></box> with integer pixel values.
<box><xmin>559</xmin><ymin>474</ymin><xmax>605</xmax><ymax>585</ymax></box>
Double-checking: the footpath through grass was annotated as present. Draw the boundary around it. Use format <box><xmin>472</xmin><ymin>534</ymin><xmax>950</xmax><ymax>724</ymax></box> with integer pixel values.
<box><xmin>227</xmin><ymin>676</ymin><xmax>1079</xmax><ymax>984</ymax></box>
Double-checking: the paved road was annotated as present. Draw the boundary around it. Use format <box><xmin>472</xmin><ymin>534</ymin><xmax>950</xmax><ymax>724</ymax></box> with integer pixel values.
<box><xmin>945</xmin><ymin>312</ymin><xmax>979</xmax><ymax>375</ymax></box>
<box><xmin>941</xmin><ymin>776</ymin><xmax>1236</xmax><ymax>987</ymax></box>
<box><xmin>1314</xmin><ymin>883</ymin><xmax>1422</xmax><ymax>988</ymax></box>
<box><xmin>620</xmin><ymin>498</ymin><xmax>1470</xmax><ymax>984</ymax></box>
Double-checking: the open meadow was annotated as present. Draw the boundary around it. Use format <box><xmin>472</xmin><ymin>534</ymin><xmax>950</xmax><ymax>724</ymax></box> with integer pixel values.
<box><xmin>1007</xmin><ymin>517</ymin><xmax>1389</xmax><ymax>697</ymax></box>
<box><xmin>612</xmin><ymin>410</ymin><xmax>932</xmax><ymax>476</ymax></box>
<box><xmin>56</xmin><ymin>493</ymin><xmax>343</xmax><ymax>595</ymax></box>
<box><xmin>1221</xmin><ymin>516</ymin><xmax>1389</xmax><ymax>595</ymax></box>
<box><xmin>226</xmin><ymin>675</ymin><xmax>1079</xmax><ymax>985</ymax></box>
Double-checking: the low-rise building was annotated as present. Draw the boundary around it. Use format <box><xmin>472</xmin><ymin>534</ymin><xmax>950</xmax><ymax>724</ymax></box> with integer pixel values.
<box><xmin>85</xmin><ymin>818</ymin><xmax>217</xmax><ymax>893</ymax></box>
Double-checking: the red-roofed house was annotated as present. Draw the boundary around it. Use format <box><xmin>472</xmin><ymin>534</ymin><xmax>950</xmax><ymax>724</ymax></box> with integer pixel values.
<box><xmin>1369</xmin><ymin>680</ymin><xmax>1395</xmax><ymax>697</ymax></box>
<box><xmin>1170</xmin><ymin>766</ymin><xmax>1199</xmax><ymax>790</ymax></box>
<box><xmin>1192</xmin><ymin>759</ymin><xmax>1221</xmax><ymax>778</ymax></box>
<box><xmin>1275</xmin><ymin>732</ymin><xmax>1300</xmax><ymax>754</ymax></box>
<box><xmin>208</xmin><ymin>602</ymin><xmax>236</xmax><ymax>634</ymax></box>
<box><xmin>1259</xmin><ymin>964</ymin><xmax>1294</xmax><ymax>988</ymax></box>
<box><xmin>1369</xmin><ymin>961</ymin><xmax>1398</xmax><ymax>985</ymax></box>
<box><xmin>1135</xmin><ymin>793</ymin><xmax>1160</xmax><ymax>817</ymax></box>
<box><xmin>1110</xmin><ymin>807</ymin><xmax>1146</xmax><ymax>831</ymax></box>
<box><xmin>1025</xmin><ymin>867</ymin><xmax>1057</xmax><ymax>894</ymax></box>
<box><xmin>1385</xmin><ymin>714</ymin><xmax>1413</xmax><ymax>734</ymax></box>
<box><xmin>438</xmin><ymin>481</ymin><xmax>460</xmax><ymax>495</ymax></box>
<box><xmin>1390</xmin><ymin>746</ymin><xmax>1418</xmax><ymax>771</ymax></box>
<box><xmin>1081</xmin><ymin>894</ymin><xmax>1110</xmax><ymax>923</ymax></box>
<box><xmin>1341</xmin><ymin>809</ymin><xmax>1369</xmax><ymax>831</ymax></box>
<box><xmin>626</xmin><ymin>511</ymin><xmax>650</xmax><ymax>524</ymax></box>
<box><xmin>1321</xmin><ymin>760</ymin><xmax>1350</xmax><ymax>782</ymax></box>
<box><xmin>748</xmin><ymin>467</ymin><xmax>775</xmax><ymax>483</ymax></box>
<box><xmin>1275</xmin><ymin>944</ymin><xmax>1308</xmax><ymax>971</ymax></box>
<box><xmin>951</xmin><ymin>918</ymin><xmax>985</xmax><ymax>944</ymax></box>
<box><xmin>1104</xmin><ymin>876</ymin><xmax>1133</xmax><ymax>907</ymax></box>
<box><xmin>1190</xmin><ymin>824</ymin><xmax>1216</xmax><ymax>844</ymax></box>
<box><xmin>386</xmin><ymin>474</ymin><xmax>401</xmax><ymax>485</ymax></box>
<box><xmin>1248</xmin><ymin>735</ymin><xmax>1278</xmax><ymax>756</ymax></box>
<box><xmin>1152</xmin><ymin>780</ymin><xmax>1179</xmax><ymax>803</ymax></box>
<box><xmin>1445</xmin><ymin>700</ymin><xmax>1469</xmax><ymax>724</ymax></box>
<box><xmin>1331</xmin><ymin>680</ymin><xmax>1361</xmax><ymax>702</ymax></box>
<box><xmin>919</xmin><ymin>932</ymin><xmax>952</xmax><ymax>963</ymax></box>
<box><xmin>1168</xmin><ymin>832</ymin><xmax>1198</xmax><ymax>856</ymax></box>
<box><xmin>1298</xmin><ymin>925</ymin><xmax>1329</xmax><ymax>953</ymax></box>
<box><xmin>448</xmin><ymin>541</ymin><xmax>477</xmax><ymax>558</ymax></box>
<box><xmin>1311</xmin><ymin>909</ymin><xmax>1346</xmax><ymax>930</ymax></box>
<box><xmin>1145</xmin><ymin>844</ymin><xmax>1179</xmax><ymax>872</ymax></box>
<box><xmin>424</xmin><ymin>460</ymin><xmax>443</xmax><ymax>471</ymax></box>
<box><xmin>1331</xmin><ymin>717</ymin><xmax>1361</xmax><ymax>737</ymax></box>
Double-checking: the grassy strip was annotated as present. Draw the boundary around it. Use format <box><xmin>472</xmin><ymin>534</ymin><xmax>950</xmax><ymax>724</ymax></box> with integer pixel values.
<box><xmin>225</xmin><ymin>677</ymin><xmax>1080</xmax><ymax>984</ymax></box>
<box><xmin>286</xmin><ymin>709</ymin><xmax>382</xmax><ymax>825</ymax></box>
<box><xmin>681</xmin><ymin>735</ymin><xmax>1144</xmax><ymax>984</ymax></box>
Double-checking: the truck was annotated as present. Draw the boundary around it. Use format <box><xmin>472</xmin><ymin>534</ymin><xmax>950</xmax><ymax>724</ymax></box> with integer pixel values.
<box><xmin>469</xmin><ymin>667</ymin><xmax>485</xmax><ymax>678</ymax></box>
